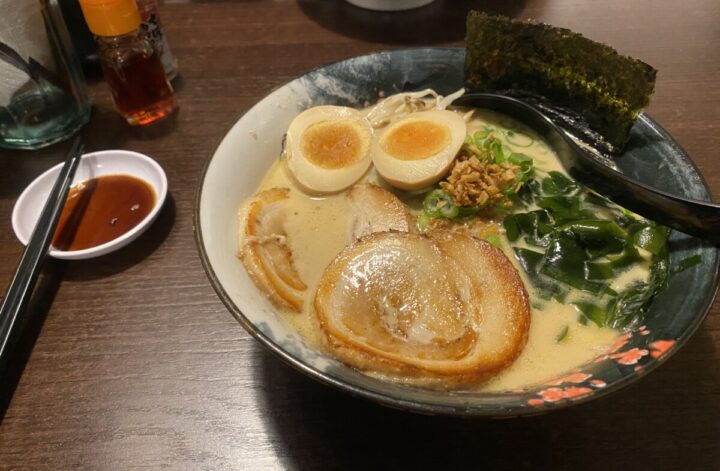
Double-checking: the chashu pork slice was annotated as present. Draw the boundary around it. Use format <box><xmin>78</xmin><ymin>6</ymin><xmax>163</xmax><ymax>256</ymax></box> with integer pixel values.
<box><xmin>346</xmin><ymin>183</ymin><xmax>414</xmax><ymax>242</ymax></box>
<box><xmin>238</xmin><ymin>188</ymin><xmax>306</xmax><ymax>312</ymax></box>
<box><xmin>314</xmin><ymin>231</ymin><xmax>530</xmax><ymax>387</ymax></box>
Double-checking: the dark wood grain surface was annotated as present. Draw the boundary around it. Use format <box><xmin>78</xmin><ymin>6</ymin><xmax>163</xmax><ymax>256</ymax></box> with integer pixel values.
<box><xmin>1</xmin><ymin>1</ymin><xmax>718</xmax><ymax>469</ymax></box>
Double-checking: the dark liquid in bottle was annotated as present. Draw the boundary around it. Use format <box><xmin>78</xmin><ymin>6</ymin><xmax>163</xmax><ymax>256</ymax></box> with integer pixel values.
<box><xmin>101</xmin><ymin>51</ymin><xmax>176</xmax><ymax>126</ymax></box>
<box><xmin>52</xmin><ymin>175</ymin><xmax>156</xmax><ymax>251</ymax></box>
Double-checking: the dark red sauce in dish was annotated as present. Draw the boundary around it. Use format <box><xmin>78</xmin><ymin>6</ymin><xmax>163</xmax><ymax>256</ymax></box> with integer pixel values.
<box><xmin>52</xmin><ymin>175</ymin><xmax>155</xmax><ymax>251</ymax></box>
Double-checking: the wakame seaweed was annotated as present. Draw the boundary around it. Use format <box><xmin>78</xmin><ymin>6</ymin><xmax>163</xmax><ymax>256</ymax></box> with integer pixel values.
<box><xmin>422</xmin><ymin>126</ymin><xmax>671</xmax><ymax>330</ymax></box>
<box><xmin>464</xmin><ymin>11</ymin><xmax>657</xmax><ymax>152</ymax></box>
<box><xmin>505</xmin><ymin>170</ymin><xmax>670</xmax><ymax>330</ymax></box>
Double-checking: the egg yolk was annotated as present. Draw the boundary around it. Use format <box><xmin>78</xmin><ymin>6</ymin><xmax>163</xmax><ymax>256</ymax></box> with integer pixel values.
<box><xmin>382</xmin><ymin>120</ymin><xmax>450</xmax><ymax>161</ymax></box>
<box><xmin>301</xmin><ymin>120</ymin><xmax>364</xmax><ymax>169</ymax></box>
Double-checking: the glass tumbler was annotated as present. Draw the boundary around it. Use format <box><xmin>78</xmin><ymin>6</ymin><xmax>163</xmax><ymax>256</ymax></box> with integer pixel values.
<box><xmin>0</xmin><ymin>0</ymin><xmax>91</xmax><ymax>150</ymax></box>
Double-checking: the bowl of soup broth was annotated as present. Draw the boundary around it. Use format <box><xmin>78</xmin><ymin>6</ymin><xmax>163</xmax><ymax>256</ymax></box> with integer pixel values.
<box><xmin>195</xmin><ymin>48</ymin><xmax>719</xmax><ymax>416</ymax></box>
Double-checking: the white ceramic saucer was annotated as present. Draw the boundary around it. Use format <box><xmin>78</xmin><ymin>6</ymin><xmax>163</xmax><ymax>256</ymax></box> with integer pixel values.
<box><xmin>12</xmin><ymin>150</ymin><xmax>168</xmax><ymax>260</ymax></box>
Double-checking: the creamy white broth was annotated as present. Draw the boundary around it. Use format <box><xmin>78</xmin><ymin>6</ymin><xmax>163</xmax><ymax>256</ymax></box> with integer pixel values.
<box><xmin>245</xmin><ymin>108</ymin><xmax>638</xmax><ymax>391</ymax></box>
<box><xmin>465</xmin><ymin>109</ymin><xmax>566</xmax><ymax>175</ymax></box>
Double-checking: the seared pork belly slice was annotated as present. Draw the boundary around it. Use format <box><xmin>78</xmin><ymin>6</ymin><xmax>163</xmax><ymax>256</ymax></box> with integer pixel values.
<box><xmin>238</xmin><ymin>188</ymin><xmax>306</xmax><ymax>312</ymax></box>
<box><xmin>346</xmin><ymin>183</ymin><xmax>414</xmax><ymax>242</ymax></box>
<box><xmin>314</xmin><ymin>231</ymin><xmax>530</xmax><ymax>387</ymax></box>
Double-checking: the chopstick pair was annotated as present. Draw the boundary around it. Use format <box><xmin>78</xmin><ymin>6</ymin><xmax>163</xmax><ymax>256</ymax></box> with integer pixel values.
<box><xmin>0</xmin><ymin>137</ymin><xmax>84</xmax><ymax>368</ymax></box>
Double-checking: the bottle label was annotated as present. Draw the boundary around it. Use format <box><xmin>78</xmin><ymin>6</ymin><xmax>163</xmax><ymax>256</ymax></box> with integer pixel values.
<box><xmin>136</xmin><ymin>0</ymin><xmax>178</xmax><ymax>79</ymax></box>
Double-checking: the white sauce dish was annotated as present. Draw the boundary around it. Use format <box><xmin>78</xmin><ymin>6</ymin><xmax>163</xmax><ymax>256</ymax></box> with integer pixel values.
<box><xmin>12</xmin><ymin>149</ymin><xmax>168</xmax><ymax>260</ymax></box>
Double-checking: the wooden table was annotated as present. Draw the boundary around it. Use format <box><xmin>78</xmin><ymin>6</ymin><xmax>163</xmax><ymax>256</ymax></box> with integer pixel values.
<box><xmin>1</xmin><ymin>0</ymin><xmax>718</xmax><ymax>468</ymax></box>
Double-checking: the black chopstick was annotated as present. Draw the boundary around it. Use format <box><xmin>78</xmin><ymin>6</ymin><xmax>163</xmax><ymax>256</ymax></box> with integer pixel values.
<box><xmin>0</xmin><ymin>137</ymin><xmax>84</xmax><ymax>365</ymax></box>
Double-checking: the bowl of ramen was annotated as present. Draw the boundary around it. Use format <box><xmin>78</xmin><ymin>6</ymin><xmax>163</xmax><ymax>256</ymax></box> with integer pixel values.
<box><xmin>195</xmin><ymin>48</ymin><xmax>719</xmax><ymax>416</ymax></box>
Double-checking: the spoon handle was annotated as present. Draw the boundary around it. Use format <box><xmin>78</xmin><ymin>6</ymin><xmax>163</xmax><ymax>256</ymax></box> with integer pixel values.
<box><xmin>0</xmin><ymin>138</ymin><xmax>84</xmax><ymax>368</ymax></box>
<box><xmin>569</xmin><ymin>145</ymin><xmax>720</xmax><ymax>243</ymax></box>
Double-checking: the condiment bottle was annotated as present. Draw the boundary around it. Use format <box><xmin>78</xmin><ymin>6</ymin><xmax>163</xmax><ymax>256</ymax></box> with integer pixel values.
<box><xmin>135</xmin><ymin>0</ymin><xmax>178</xmax><ymax>80</ymax></box>
<box><xmin>78</xmin><ymin>0</ymin><xmax>177</xmax><ymax>126</ymax></box>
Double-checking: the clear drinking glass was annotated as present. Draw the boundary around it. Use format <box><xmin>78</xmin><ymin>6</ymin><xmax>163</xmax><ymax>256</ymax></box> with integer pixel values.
<box><xmin>0</xmin><ymin>0</ymin><xmax>91</xmax><ymax>150</ymax></box>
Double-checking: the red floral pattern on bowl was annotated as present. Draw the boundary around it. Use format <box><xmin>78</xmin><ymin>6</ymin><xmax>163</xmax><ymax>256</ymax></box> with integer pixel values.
<box><xmin>527</xmin><ymin>329</ymin><xmax>678</xmax><ymax>407</ymax></box>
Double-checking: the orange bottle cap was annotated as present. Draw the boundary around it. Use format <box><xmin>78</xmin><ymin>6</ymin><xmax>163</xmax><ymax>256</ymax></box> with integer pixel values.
<box><xmin>78</xmin><ymin>0</ymin><xmax>142</xmax><ymax>37</ymax></box>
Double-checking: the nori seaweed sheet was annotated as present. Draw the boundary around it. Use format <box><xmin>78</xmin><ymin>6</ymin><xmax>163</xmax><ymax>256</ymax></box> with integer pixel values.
<box><xmin>465</xmin><ymin>11</ymin><xmax>657</xmax><ymax>153</ymax></box>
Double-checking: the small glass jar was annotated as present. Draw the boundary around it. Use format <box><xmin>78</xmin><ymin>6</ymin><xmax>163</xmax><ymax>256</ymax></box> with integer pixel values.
<box><xmin>95</xmin><ymin>30</ymin><xmax>176</xmax><ymax>125</ymax></box>
<box><xmin>79</xmin><ymin>0</ymin><xmax>176</xmax><ymax>126</ymax></box>
<box><xmin>0</xmin><ymin>0</ymin><xmax>91</xmax><ymax>150</ymax></box>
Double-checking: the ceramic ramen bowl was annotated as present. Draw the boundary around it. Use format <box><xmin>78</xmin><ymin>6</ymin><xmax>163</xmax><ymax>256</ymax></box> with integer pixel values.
<box><xmin>195</xmin><ymin>48</ymin><xmax>719</xmax><ymax>416</ymax></box>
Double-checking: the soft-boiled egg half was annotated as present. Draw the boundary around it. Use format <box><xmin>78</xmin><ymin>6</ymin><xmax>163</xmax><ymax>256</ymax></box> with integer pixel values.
<box><xmin>285</xmin><ymin>106</ymin><xmax>373</xmax><ymax>193</ymax></box>
<box><xmin>372</xmin><ymin>110</ymin><xmax>466</xmax><ymax>190</ymax></box>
